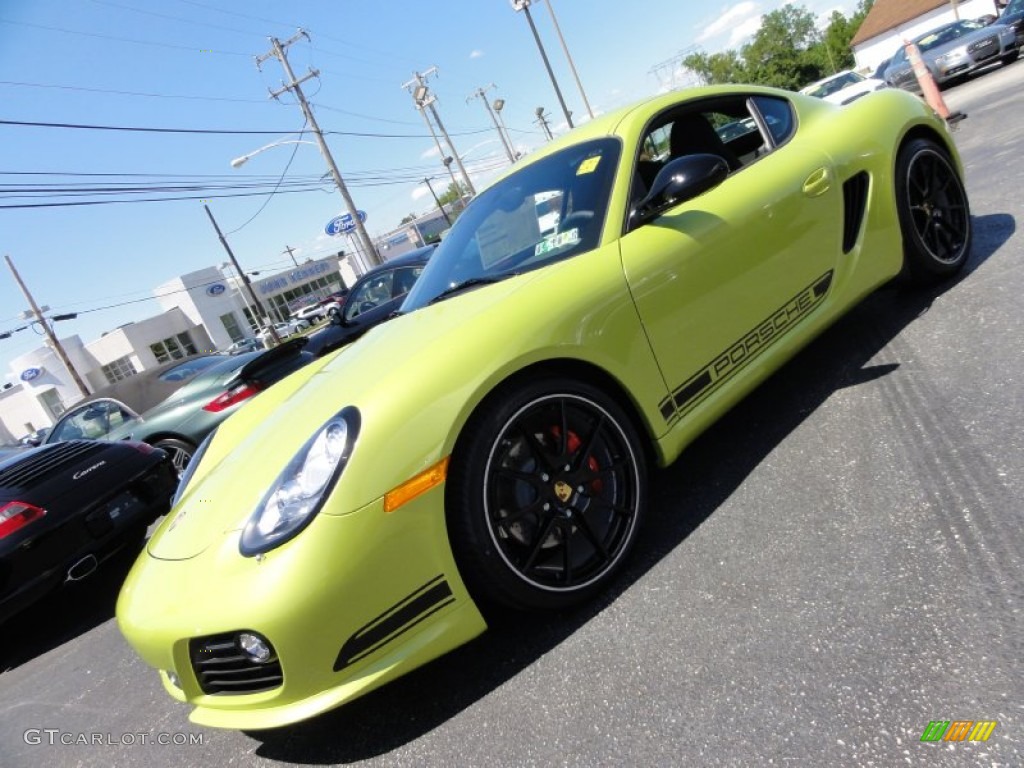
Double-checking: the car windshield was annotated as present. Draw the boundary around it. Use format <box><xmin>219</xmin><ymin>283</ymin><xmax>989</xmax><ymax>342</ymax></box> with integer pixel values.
<box><xmin>804</xmin><ymin>71</ymin><xmax>864</xmax><ymax>98</ymax></box>
<box><xmin>1005</xmin><ymin>0</ymin><xmax>1024</xmax><ymax>13</ymax></box>
<box><xmin>402</xmin><ymin>137</ymin><xmax>621</xmax><ymax>310</ymax></box>
<box><xmin>49</xmin><ymin>399</ymin><xmax>140</xmax><ymax>441</ymax></box>
<box><xmin>917</xmin><ymin>20</ymin><xmax>984</xmax><ymax>52</ymax></box>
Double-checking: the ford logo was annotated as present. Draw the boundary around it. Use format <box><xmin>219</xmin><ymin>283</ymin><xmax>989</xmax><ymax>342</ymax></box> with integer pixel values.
<box><xmin>20</xmin><ymin>367</ymin><xmax>43</xmax><ymax>382</ymax></box>
<box><xmin>207</xmin><ymin>284</ymin><xmax>227</xmax><ymax>297</ymax></box>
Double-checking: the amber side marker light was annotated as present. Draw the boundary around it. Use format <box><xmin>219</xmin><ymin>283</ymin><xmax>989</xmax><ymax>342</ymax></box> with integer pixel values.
<box><xmin>384</xmin><ymin>456</ymin><xmax>450</xmax><ymax>513</ymax></box>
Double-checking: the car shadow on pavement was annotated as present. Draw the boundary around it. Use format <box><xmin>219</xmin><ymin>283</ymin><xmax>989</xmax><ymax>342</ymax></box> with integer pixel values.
<box><xmin>243</xmin><ymin>215</ymin><xmax>1013</xmax><ymax>763</ymax></box>
<box><xmin>0</xmin><ymin>538</ymin><xmax>142</xmax><ymax>673</ymax></box>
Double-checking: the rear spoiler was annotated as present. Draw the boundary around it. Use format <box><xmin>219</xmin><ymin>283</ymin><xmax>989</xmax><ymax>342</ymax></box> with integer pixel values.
<box><xmin>235</xmin><ymin>337</ymin><xmax>310</xmax><ymax>383</ymax></box>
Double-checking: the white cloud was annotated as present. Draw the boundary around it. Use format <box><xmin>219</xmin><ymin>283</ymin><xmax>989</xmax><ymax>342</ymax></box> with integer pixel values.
<box><xmin>470</xmin><ymin>49</ymin><xmax>483</xmax><ymax>59</ymax></box>
<box><xmin>420</xmin><ymin>145</ymin><xmax>441</xmax><ymax>160</ymax></box>
<box><xmin>696</xmin><ymin>1</ymin><xmax>759</xmax><ymax>44</ymax></box>
<box><xmin>728</xmin><ymin>15</ymin><xmax>764</xmax><ymax>48</ymax></box>
<box><xmin>411</xmin><ymin>185</ymin><xmax>431</xmax><ymax>201</ymax></box>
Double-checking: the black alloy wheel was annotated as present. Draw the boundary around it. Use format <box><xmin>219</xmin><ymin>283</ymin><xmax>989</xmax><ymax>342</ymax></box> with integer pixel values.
<box><xmin>448</xmin><ymin>377</ymin><xmax>646</xmax><ymax>611</ymax></box>
<box><xmin>895</xmin><ymin>137</ymin><xmax>971</xmax><ymax>283</ymax></box>
<box><xmin>153</xmin><ymin>438</ymin><xmax>195</xmax><ymax>478</ymax></box>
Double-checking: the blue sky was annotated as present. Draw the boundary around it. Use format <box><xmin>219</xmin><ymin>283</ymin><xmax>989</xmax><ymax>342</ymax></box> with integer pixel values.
<box><xmin>0</xmin><ymin>0</ymin><xmax>857</xmax><ymax>382</ymax></box>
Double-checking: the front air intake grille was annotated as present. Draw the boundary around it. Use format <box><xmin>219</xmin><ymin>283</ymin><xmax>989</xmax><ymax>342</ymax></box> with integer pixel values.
<box><xmin>842</xmin><ymin>171</ymin><xmax>870</xmax><ymax>254</ymax></box>
<box><xmin>189</xmin><ymin>632</ymin><xmax>283</xmax><ymax>695</ymax></box>
<box><xmin>0</xmin><ymin>441</ymin><xmax>107</xmax><ymax>490</ymax></box>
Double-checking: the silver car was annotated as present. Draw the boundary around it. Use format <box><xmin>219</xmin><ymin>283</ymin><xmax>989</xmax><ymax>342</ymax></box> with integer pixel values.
<box><xmin>885</xmin><ymin>19</ymin><xmax>1019</xmax><ymax>91</ymax></box>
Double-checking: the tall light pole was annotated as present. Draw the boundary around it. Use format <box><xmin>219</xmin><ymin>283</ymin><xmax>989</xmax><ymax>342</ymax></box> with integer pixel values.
<box><xmin>511</xmin><ymin>0</ymin><xmax>574</xmax><ymax>129</ymax></box>
<box><xmin>423</xmin><ymin>177</ymin><xmax>453</xmax><ymax>227</ymax></box>
<box><xmin>535</xmin><ymin>106</ymin><xmax>554</xmax><ymax>140</ymax></box>
<box><xmin>4</xmin><ymin>254</ymin><xmax>89</xmax><ymax>398</ymax></box>
<box><xmin>492</xmin><ymin>98</ymin><xmax>518</xmax><ymax>160</ymax></box>
<box><xmin>256</xmin><ymin>30</ymin><xmax>381</xmax><ymax>267</ymax></box>
<box><xmin>403</xmin><ymin>68</ymin><xmax>477</xmax><ymax>196</ymax></box>
<box><xmin>541</xmin><ymin>0</ymin><xmax>594</xmax><ymax>120</ymax></box>
<box><xmin>468</xmin><ymin>84</ymin><xmax>516</xmax><ymax>164</ymax></box>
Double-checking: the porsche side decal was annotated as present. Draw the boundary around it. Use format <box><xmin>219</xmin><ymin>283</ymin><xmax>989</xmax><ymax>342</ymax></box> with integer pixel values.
<box><xmin>334</xmin><ymin>575</ymin><xmax>455</xmax><ymax>671</ymax></box>
<box><xmin>660</xmin><ymin>270</ymin><xmax>834</xmax><ymax>425</ymax></box>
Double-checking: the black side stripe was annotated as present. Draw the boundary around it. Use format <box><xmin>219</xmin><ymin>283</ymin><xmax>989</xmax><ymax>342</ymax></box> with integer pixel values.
<box><xmin>334</xmin><ymin>575</ymin><xmax>455</xmax><ymax>671</ymax></box>
<box><xmin>660</xmin><ymin>269</ymin><xmax>834</xmax><ymax>425</ymax></box>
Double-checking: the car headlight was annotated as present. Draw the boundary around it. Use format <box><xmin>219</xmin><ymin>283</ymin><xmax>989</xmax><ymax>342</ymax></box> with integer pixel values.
<box><xmin>239</xmin><ymin>407</ymin><xmax>360</xmax><ymax>556</ymax></box>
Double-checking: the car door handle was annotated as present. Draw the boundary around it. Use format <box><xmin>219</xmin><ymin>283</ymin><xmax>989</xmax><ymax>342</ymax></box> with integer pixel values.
<box><xmin>802</xmin><ymin>167</ymin><xmax>831</xmax><ymax>197</ymax></box>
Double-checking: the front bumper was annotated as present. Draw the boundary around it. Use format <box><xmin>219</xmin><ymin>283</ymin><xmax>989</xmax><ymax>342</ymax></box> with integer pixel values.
<box><xmin>116</xmin><ymin>484</ymin><xmax>487</xmax><ymax>730</ymax></box>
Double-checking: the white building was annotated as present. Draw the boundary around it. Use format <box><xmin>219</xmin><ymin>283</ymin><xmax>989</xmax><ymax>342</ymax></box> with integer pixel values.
<box><xmin>852</xmin><ymin>0</ymin><xmax>1005</xmax><ymax>73</ymax></box>
<box><xmin>0</xmin><ymin>254</ymin><xmax>350</xmax><ymax>440</ymax></box>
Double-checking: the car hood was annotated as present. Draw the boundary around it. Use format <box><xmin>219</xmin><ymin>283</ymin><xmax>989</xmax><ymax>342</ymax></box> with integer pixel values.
<box><xmin>147</xmin><ymin>272</ymin><xmax>538</xmax><ymax>561</ymax></box>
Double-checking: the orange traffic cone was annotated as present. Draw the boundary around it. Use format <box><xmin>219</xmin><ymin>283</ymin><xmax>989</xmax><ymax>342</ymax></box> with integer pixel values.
<box><xmin>904</xmin><ymin>40</ymin><xmax>967</xmax><ymax>126</ymax></box>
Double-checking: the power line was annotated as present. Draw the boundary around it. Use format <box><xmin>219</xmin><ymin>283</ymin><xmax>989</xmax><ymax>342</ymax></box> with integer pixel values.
<box><xmin>0</xmin><ymin>118</ymin><xmax>495</xmax><ymax>139</ymax></box>
<box><xmin>0</xmin><ymin>79</ymin><xmax>268</xmax><ymax>104</ymax></box>
<box><xmin>0</xmin><ymin>17</ymin><xmax>251</xmax><ymax>56</ymax></box>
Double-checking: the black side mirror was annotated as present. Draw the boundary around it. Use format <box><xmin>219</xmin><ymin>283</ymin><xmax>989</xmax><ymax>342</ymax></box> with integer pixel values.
<box><xmin>631</xmin><ymin>153</ymin><xmax>730</xmax><ymax>228</ymax></box>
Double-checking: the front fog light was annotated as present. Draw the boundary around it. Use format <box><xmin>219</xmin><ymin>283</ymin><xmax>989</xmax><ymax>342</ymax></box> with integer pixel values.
<box><xmin>238</xmin><ymin>632</ymin><xmax>273</xmax><ymax>663</ymax></box>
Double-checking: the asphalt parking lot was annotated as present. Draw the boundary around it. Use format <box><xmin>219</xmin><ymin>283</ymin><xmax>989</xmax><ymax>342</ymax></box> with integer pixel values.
<box><xmin>1</xmin><ymin>61</ymin><xmax>1022</xmax><ymax>767</ymax></box>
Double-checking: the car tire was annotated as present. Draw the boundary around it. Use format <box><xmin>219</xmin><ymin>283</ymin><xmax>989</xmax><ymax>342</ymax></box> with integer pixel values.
<box><xmin>447</xmin><ymin>376</ymin><xmax>647</xmax><ymax>612</ymax></box>
<box><xmin>152</xmin><ymin>438</ymin><xmax>195</xmax><ymax>477</ymax></box>
<box><xmin>895</xmin><ymin>137</ymin><xmax>971</xmax><ymax>284</ymax></box>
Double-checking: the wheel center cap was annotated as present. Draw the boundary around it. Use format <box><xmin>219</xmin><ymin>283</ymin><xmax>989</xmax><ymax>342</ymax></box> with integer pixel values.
<box><xmin>553</xmin><ymin>480</ymin><xmax>573</xmax><ymax>503</ymax></box>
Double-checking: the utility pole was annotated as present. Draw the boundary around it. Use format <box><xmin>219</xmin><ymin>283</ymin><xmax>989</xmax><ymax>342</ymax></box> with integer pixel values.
<box><xmin>413</xmin><ymin>97</ymin><xmax>460</xmax><ymax>193</ymax></box>
<box><xmin>424</xmin><ymin>178</ymin><xmax>453</xmax><ymax>227</ymax></box>
<box><xmin>492</xmin><ymin>98</ymin><xmax>517</xmax><ymax>160</ymax></box>
<box><xmin>535</xmin><ymin>106</ymin><xmax>554</xmax><ymax>141</ymax></box>
<box><xmin>257</xmin><ymin>30</ymin><xmax>381</xmax><ymax>268</ymax></box>
<box><xmin>204</xmin><ymin>205</ymin><xmax>282</xmax><ymax>344</ymax></box>
<box><xmin>541</xmin><ymin>0</ymin><xmax>594</xmax><ymax>120</ymax></box>
<box><xmin>282</xmin><ymin>244</ymin><xmax>299</xmax><ymax>267</ymax></box>
<box><xmin>403</xmin><ymin>68</ymin><xmax>476</xmax><ymax>197</ymax></box>
<box><xmin>468</xmin><ymin>84</ymin><xmax>516</xmax><ymax>164</ymax></box>
<box><xmin>4</xmin><ymin>254</ymin><xmax>89</xmax><ymax>398</ymax></box>
<box><xmin>511</xmin><ymin>0</ymin><xmax>574</xmax><ymax>129</ymax></box>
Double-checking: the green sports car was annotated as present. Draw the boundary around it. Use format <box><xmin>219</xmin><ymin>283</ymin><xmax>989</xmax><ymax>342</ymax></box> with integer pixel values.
<box><xmin>117</xmin><ymin>84</ymin><xmax>971</xmax><ymax>729</ymax></box>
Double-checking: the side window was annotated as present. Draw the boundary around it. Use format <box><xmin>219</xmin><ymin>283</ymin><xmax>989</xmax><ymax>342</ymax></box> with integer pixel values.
<box><xmin>346</xmin><ymin>271</ymin><xmax>395</xmax><ymax>320</ymax></box>
<box><xmin>392</xmin><ymin>267</ymin><xmax>422</xmax><ymax>298</ymax></box>
<box><xmin>751</xmin><ymin>96</ymin><xmax>795</xmax><ymax>147</ymax></box>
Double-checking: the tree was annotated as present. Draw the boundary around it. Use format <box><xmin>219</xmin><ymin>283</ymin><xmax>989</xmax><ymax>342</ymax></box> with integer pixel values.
<box><xmin>682</xmin><ymin>49</ymin><xmax>749</xmax><ymax>85</ymax></box>
<box><xmin>742</xmin><ymin>4</ymin><xmax>823</xmax><ymax>89</ymax></box>
<box><xmin>437</xmin><ymin>181</ymin><xmax>470</xmax><ymax>208</ymax></box>
<box><xmin>399</xmin><ymin>212</ymin><xmax>417</xmax><ymax>225</ymax></box>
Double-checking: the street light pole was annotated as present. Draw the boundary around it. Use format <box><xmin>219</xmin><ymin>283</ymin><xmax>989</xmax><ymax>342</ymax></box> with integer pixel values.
<box><xmin>542</xmin><ymin>0</ymin><xmax>594</xmax><ymax>120</ymax></box>
<box><xmin>511</xmin><ymin>0</ymin><xmax>574</xmax><ymax>129</ymax></box>
<box><xmin>491</xmin><ymin>98</ymin><xmax>517</xmax><ymax>160</ymax></box>
<box><xmin>468</xmin><ymin>84</ymin><xmax>516</xmax><ymax>164</ymax></box>
<box><xmin>4</xmin><ymin>254</ymin><xmax>89</xmax><ymax>398</ymax></box>
<box><xmin>403</xmin><ymin>68</ymin><xmax>477</xmax><ymax>196</ymax></box>
<box><xmin>257</xmin><ymin>30</ymin><xmax>381</xmax><ymax>267</ymax></box>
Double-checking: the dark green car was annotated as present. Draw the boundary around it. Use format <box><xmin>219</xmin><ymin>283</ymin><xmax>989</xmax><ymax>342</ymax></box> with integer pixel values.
<box><xmin>44</xmin><ymin>340</ymin><xmax>313</xmax><ymax>474</ymax></box>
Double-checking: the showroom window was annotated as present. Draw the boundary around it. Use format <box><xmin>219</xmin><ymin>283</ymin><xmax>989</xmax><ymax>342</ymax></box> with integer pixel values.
<box><xmin>101</xmin><ymin>355</ymin><xmax>138</xmax><ymax>385</ymax></box>
<box><xmin>150</xmin><ymin>332</ymin><xmax>197</xmax><ymax>363</ymax></box>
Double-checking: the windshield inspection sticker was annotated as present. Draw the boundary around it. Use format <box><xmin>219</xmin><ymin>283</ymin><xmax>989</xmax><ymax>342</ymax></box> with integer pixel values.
<box><xmin>534</xmin><ymin>227</ymin><xmax>581</xmax><ymax>257</ymax></box>
<box><xmin>576</xmin><ymin>156</ymin><xmax>601</xmax><ymax>175</ymax></box>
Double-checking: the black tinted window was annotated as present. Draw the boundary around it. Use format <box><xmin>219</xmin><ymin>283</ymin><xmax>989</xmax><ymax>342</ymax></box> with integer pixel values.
<box><xmin>752</xmin><ymin>96</ymin><xmax>795</xmax><ymax>147</ymax></box>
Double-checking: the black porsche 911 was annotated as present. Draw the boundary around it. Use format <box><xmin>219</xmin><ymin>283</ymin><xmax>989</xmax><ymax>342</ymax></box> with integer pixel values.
<box><xmin>0</xmin><ymin>439</ymin><xmax>177</xmax><ymax>624</ymax></box>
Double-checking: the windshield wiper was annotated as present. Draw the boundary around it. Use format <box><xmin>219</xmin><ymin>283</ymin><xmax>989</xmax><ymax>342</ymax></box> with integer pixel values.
<box><xmin>428</xmin><ymin>276</ymin><xmax>507</xmax><ymax>305</ymax></box>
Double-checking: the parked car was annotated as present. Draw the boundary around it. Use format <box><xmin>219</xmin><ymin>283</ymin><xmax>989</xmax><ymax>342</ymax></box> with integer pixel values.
<box><xmin>224</xmin><ymin>338</ymin><xmax>262</xmax><ymax>355</ymax></box>
<box><xmin>800</xmin><ymin>69</ymin><xmax>887</xmax><ymax>105</ymax></box>
<box><xmin>884</xmin><ymin>18</ymin><xmax>1019</xmax><ymax>91</ymax></box>
<box><xmin>303</xmin><ymin>245</ymin><xmax>435</xmax><ymax>357</ymax></box>
<box><xmin>1000</xmin><ymin>0</ymin><xmax>1024</xmax><ymax>46</ymax></box>
<box><xmin>118</xmin><ymin>84</ymin><xmax>971</xmax><ymax>729</ymax></box>
<box><xmin>0</xmin><ymin>439</ymin><xmax>177</xmax><ymax>623</ymax></box>
<box><xmin>45</xmin><ymin>340</ymin><xmax>314</xmax><ymax>474</ymax></box>
<box><xmin>256</xmin><ymin>322</ymin><xmax>292</xmax><ymax>347</ymax></box>
<box><xmin>18</xmin><ymin>428</ymin><xmax>50</xmax><ymax>447</ymax></box>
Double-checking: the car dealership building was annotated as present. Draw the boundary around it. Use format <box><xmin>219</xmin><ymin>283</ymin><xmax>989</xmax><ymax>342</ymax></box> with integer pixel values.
<box><xmin>0</xmin><ymin>253</ymin><xmax>354</xmax><ymax>440</ymax></box>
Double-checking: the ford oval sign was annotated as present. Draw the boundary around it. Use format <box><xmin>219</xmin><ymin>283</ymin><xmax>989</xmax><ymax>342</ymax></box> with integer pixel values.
<box><xmin>206</xmin><ymin>283</ymin><xmax>227</xmax><ymax>297</ymax></box>
<box><xmin>325</xmin><ymin>210</ymin><xmax>367</xmax><ymax>236</ymax></box>
<box><xmin>20</xmin><ymin>367</ymin><xmax>43</xmax><ymax>382</ymax></box>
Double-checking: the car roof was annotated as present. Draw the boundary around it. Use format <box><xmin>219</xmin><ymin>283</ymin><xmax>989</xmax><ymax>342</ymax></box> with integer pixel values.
<box><xmin>360</xmin><ymin>245</ymin><xmax>435</xmax><ymax>277</ymax></box>
<box><xmin>65</xmin><ymin>354</ymin><xmax>226</xmax><ymax>414</ymax></box>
